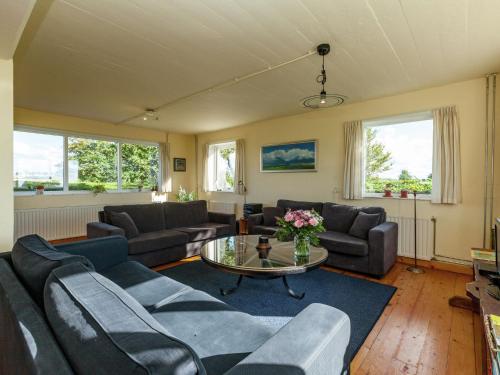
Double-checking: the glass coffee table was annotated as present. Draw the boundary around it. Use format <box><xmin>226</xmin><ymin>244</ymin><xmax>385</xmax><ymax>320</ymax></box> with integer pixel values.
<box><xmin>200</xmin><ymin>235</ymin><xmax>328</xmax><ymax>299</ymax></box>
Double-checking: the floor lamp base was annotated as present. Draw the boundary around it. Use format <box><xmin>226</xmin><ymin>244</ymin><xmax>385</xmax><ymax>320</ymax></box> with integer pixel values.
<box><xmin>407</xmin><ymin>265</ymin><xmax>425</xmax><ymax>274</ymax></box>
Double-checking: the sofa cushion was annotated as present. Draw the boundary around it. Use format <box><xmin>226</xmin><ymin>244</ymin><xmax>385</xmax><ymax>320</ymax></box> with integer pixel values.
<box><xmin>11</xmin><ymin>234</ymin><xmax>94</xmax><ymax>307</ymax></box>
<box><xmin>359</xmin><ymin>206</ymin><xmax>386</xmax><ymax>224</ymax></box>
<box><xmin>277</xmin><ymin>199</ymin><xmax>323</xmax><ymax>214</ymax></box>
<box><xmin>101</xmin><ymin>261</ymin><xmax>192</xmax><ymax>312</ymax></box>
<box><xmin>252</xmin><ymin>225</ymin><xmax>279</xmax><ymax>236</ymax></box>
<box><xmin>349</xmin><ymin>212</ymin><xmax>381</xmax><ymax>239</ymax></box>
<box><xmin>318</xmin><ymin>231</ymin><xmax>369</xmax><ymax>257</ymax></box>
<box><xmin>151</xmin><ymin>289</ymin><xmax>274</xmax><ymax>375</ymax></box>
<box><xmin>128</xmin><ymin>230</ymin><xmax>188</xmax><ymax>255</ymax></box>
<box><xmin>44</xmin><ymin>262</ymin><xmax>204</xmax><ymax>375</ymax></box>
<box><xmin>163</xmin><ymin>200</ymin><xmax>209</xmax><ymax>229</ymax></box>
<box><xmin>0</xmin><ymin>259</ymin><xmax>74</xmax><ymax>375</ymax></box>
<box><xmin>104</xmin><ymin>204</ymin><xmax>165</xmax><ymax>233</ymax></box>
<box><xmin>322</xmin><ymin>203</ymin><xmax>359</xmax><ymax>233</ymax></box>
<box><xmin>176</xmin><ymin>223</ymin><xmax>232</xmax><ymax>242</ymax></box>
<box><xmin>108</xmin><ymin>211</ymin><xmax>139</xmax><ymax>239</ymax></box>
<box><xmin>262</xmin><ymin>207</ymin><xmax>285</xmax><ymax>226</ymax></box>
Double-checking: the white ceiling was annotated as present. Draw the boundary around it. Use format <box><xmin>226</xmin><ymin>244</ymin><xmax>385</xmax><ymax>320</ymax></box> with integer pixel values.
<box><xmin>14</xmin><ymin>0</ymin><xmax>500</xmax><ymax>134</ymax></box>
<box><xmin>0</xmin><ymin>0</ymin><xmax>35</xmax><ymax>59</ymax></box>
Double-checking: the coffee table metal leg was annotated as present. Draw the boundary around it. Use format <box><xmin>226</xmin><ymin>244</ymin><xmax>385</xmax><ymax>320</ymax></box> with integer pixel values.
<box><xmin>220</xmin><ymin>274</ymin><xmax>243</xmax><ymax>296</ymax></box>
<box><xmin>282</xmin><ymin>276</ymin><xmax>305</xmax><ymax>300</ymax></box>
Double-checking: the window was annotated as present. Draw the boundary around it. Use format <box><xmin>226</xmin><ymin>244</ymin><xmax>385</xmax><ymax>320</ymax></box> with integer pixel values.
<box><xmin>207</xmin><ymin>141</ymin><xmax>236</xmax><ymax>192</ymax></box>
<box><xmin>363</xmin><ymin>112</ymin><xmax>433</xmax><ymax>196</ymax></box>
<box><xmin>68</xmin><ymin>137</ymin><xmax>118</xmax><ymax>191</ymax></box>
<box><xmin>14</xmin><ymin>132</ymin><xmax>64</xmax><ymax>192</ymax></box>
<box><xmin>13</xmin><ymin>128</ymin><xmax>160</xmax><ymax>194</ymax></box>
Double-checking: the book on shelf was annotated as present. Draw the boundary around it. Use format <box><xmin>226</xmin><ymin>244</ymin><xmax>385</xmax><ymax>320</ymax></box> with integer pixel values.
<box><xmin>489</xmin><ymin>314</ymin><xmax>500</xmax><ymax>347</ymax></box>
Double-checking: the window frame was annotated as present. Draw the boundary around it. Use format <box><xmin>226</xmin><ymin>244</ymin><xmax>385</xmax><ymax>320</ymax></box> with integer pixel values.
<box><xmin>361</xmin><ymin>111</ymin><xmax>433</xmax><ymax>199</ymax></box>
<box><xmin>207</xmin><ymin>141</ymin><xmax>236</xmax><ymax>193</ymax></box>
<box><xmin>14</xmin><ymin>126</ymin><xmax>162</xmax><ymax>195</ymax></box>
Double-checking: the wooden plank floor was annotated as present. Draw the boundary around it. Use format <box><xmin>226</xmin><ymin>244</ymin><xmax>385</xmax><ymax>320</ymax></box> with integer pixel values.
<box><xmin>157</xmin><ymin>258</ymin><xmax>478</xmax><ymax>375</ymax></box>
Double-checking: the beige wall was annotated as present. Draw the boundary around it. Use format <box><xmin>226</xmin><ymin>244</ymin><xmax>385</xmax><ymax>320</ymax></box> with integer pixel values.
<box><xmin>197</xmin><ymin>78</ymin><xmax>488</xmax><ymax>262</ymax></box>
<box><xmin>14</xmin><ymin>108</ymin><xmax>196</xmax><ymax>209</ymax></box>
<box><xmin>168</xmin><ymin>133</ymin><xmax>196</xmax><ymax>196</ymax></box>
<box><xmin>0</xmin><ymin>60</ymin><xmax>14</xmax><ymax>251</ymax></box>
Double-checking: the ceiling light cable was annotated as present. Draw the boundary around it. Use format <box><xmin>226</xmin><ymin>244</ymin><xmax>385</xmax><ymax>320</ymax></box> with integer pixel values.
<box><xmin>117</xmin><ymin>48</ymin><xmax>318</xmax><ymax>124</ymax></box>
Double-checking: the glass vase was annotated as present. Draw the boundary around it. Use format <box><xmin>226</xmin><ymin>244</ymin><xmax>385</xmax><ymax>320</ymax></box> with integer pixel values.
<box><xmin>294</xmin><ymin>235</ymin><xmax>310</xmax><ymax>258</ymax></box>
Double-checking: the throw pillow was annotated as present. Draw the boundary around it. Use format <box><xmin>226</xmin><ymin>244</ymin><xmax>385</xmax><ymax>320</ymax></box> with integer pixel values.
<box><xmin>322</xmin><ymin>203</ymin><xmax>359</xmax><ymax>233</ymax></box>
<box><xmin>348</xmin><ymin>212</ymin><xmax>381</xmax><ymax>239</ymax></box>
<box><xmin>11</xmin><ymin>234</ymin><xmax>94</xmax><ymax>307</ymax></box>
<box><xmin>262</xmin><ymin>207</ymin><xmax>285</xmax><ymax>226</ymax></box>
<box><xmin>109</xmin><ymin>211</ymin><xmax>140</xmax><ymax>239</ymax></box>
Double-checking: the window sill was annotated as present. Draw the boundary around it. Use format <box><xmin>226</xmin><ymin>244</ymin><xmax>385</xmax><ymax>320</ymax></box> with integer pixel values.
<box><xmin>362</xmin><ymin>193</ymin><xmax>431</xmax><ymax>201</ymax></box>
<box><xmin>207</xmin><ymin>190</ymin><xmax>236</xmax><ymax>194</ymax></box>
<box><xmin>14</xmin><ymin>190</ymin><xmax>152</xmax><ymax>197</ymax></box>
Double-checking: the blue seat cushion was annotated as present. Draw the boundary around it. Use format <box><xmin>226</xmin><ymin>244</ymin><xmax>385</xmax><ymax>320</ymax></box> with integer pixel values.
<box><xmin>100</xmin><ymin>261</ymin><xmax>192</xmax><ymax>312</ymax></box>
<box><xmin>11</xmin><ymin>234</ymin><xmax>94</xmax><ymax>307</ymax></box>
<box><xmin>151</xmin><ymin>289</ymin><xmax>274</xmax><ymax>375</ymax></box>
<box><xmin>318</xmin><ymin>231</ymin><xmax>369</xmax><ymax>257</ymax></box>
<box><xmin>44</xmin><ymin>262</ymin><xmax>204</xmax><ymax>375</ymax></box>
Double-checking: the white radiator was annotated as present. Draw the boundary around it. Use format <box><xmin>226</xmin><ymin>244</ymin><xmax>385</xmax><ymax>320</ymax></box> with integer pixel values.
<box><xmin>208</xmin><ymin>201</ymin><xmax>236</xmax><ymax>214</ymax></box>
<box><xmin>388</xmin><ymin>216</ymin><xmax>433</xmax><ymax>260</ymax></box>
<box><xmin>14</xmin><ymin>205</ymin><xmax>102</xmax><ymax>241</ymax></box>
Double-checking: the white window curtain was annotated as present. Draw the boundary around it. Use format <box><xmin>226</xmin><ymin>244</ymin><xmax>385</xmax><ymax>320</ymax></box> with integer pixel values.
<box><xmin>431</xmin><ymin>106</ymin><xmax>462</xmax><ymax>204</ymax></box>
<box><xmin>202</xmin><ymin>143</ymin><xmax>216</xmax><ymax>192</ymax></box>
<box><xmin>160</xmin><ymin>142</ymin><xmax>172</xmax><ymax>193</ymax></box>
<box><xmin>234</xmin><ymin>139</ymin><xmax>246</xmax><ymax>194</ymax></box>
<box><xmin>343</xmin><ymin>120</ymin><xmax>363</xmax><ymax>200</ymax></box>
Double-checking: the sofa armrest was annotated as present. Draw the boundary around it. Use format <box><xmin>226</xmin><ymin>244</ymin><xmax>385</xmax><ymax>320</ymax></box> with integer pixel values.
<box><xmin>208</xmin><ymin>212</ymin><xmax>237</xmax><ymax>235</ymax></box>
<box><xmin>368</xmin><ymin>222</ymin><xmax>398</xmax><ymax>276</ymax></box>
<box><xmin>224</xmin><ymin>303</ymin><xmax>350</xmax><ymax>375</ymax></box>
<box><xmin>87</xmin><ymin>222</ymin><xmax>125</xmax><ymax>239</ymax></box>
<box><xmin>55</xmin><ymin>236</ymin><xmax>129</xmax><ymax>272</ymax></box>
<box><xmin>247</xmin><ymin>213</ymin><xmax>264</xmax><ymax>234</ymax></box>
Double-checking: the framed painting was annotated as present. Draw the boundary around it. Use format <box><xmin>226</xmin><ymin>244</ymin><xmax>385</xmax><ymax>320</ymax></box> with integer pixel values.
<box><xmin>173</xmin><ymin>158</ymin><xmax>186</xmax><ymax>172</ymax></box>
<box><xmin>261</xmin><ymin>140</ymin><xmax>317</xmax><ymax>172</ymax></box>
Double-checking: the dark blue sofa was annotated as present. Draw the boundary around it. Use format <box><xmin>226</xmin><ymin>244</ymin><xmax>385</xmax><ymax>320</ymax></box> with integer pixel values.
<box><xmin>0</xmin><ymin>234</ymin><xmax>351</xmax><ymax>375</ymax></box>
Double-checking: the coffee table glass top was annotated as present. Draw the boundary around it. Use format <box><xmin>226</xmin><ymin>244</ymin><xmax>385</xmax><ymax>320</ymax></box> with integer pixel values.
<box><xmin>200</xmin><ymin>235</ymin><xmax>328</xmax><ymax>275</ymax></box>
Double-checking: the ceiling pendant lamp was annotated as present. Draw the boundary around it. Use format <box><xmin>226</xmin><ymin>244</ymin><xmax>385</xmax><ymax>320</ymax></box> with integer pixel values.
<box><xmin>300</xmin><ymin>43</ymin><xmax>346</xmax><ymax>109</ymax></box>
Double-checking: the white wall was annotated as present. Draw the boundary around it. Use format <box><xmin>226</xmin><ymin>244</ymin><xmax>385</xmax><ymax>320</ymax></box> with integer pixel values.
<box><xmin>197</xmin><ymin>78</ymin><xmax>489</xmax><ymax>262</ymax></box>
<box><xmin>0</xmin><ymin>59</ymin><xmax>14</xmax><ymax>251</ymax></box>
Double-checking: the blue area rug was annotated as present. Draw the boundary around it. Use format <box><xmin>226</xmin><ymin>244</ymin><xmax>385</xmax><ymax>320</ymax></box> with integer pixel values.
<box><xmin>161</xmin><ymin>261</ymin><xmax>396</xmax><ymax>363</ymax></box>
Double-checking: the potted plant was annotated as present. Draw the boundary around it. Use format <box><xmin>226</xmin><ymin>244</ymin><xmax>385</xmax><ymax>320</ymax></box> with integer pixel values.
<box><xmin>400</xmin><ymin>189</ymin><xmax>409</xmax><ymax>199</ymax></box>
<box><xmin>175</xmin><ymin>186</ymin><xmax>197</xmax><ymax>202</ymax></box>
<box><xmin>383</xmin><ymin>183</ymin><xmax>393</xmax><ymax>198</ymax></box>
<box><xmin>35</xmin><ymin>185</ymin><xmax>44</xmax><ymax>195</ymax></box>
<box><xmin>91</xmin><ymin>184</ymin><xmax>106</xmax><ymax>196</ymax></box>
<box><xmin>276</xmin><ymin>209</ymin><xmax>325</xmax><ymax>258</ymax></box>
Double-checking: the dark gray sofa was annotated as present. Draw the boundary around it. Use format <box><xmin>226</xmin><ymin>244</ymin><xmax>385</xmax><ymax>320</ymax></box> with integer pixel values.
<box><xmin>0</xmin><ymin>234</ymin><xmax>350</xmax><ymax>375</ymax></box>
<box><xmin>87</xmin><ymin>200</ymin><xmax>236</xmax><ymax>267</ymax></box>
<box><xmin>248</xmin><ymin>200</ymin><xmax>398</xmax><ymax>277</ymax></box>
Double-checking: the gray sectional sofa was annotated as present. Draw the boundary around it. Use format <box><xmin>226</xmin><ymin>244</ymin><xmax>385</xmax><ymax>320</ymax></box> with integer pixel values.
<box><xmin>87</xmin><ymin>200</ymin><xmax>236</xmax><ymax>267</ymax></box>
<box><xmin>0</xmin><ymin>234</ymin><xmax>351</xmax><ymax>375</ymax></box>
<box><xmin>248</xmin><ymin>199</ymin><xmax>398</xmax><ymax>277</ymax></box>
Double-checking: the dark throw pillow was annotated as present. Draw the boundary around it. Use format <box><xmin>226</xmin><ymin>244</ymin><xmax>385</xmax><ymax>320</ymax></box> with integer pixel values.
<box><xmin>11</xmin><ymin>234</ymin><xmax>94</xmax><ymax>307</ymax></box>
<box><xmin>262</xmin><ymin>207</ymin><xmax>285</xmax><ymax>226</ymax></box>
<box><xmin>109</xmin><ymin>211</ymin><xmax>140</xmax><ymax>239</ymax></box>
<box><xmin>322</xmin><ymin>203</ymin><xmax>359</xmax><ymax>233</ymax></box>
<box><xmin>348</xmin><ymin>212</ymin><xmax>381</xmax><ymax>239</ymax></box>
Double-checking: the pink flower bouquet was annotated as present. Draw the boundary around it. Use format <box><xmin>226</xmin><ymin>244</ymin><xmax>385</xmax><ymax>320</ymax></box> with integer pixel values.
<box><xmin>276</xmin><ymin>209</ymin><xmax>325</xmax><ymax>250</ymax></box>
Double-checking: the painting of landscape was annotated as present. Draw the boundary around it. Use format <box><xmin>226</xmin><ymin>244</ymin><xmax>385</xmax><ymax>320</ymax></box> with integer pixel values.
<box><xmin>261</xmin><ymin>140</ymin><xmax>317</xmax><ymax>172</ymax></box>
